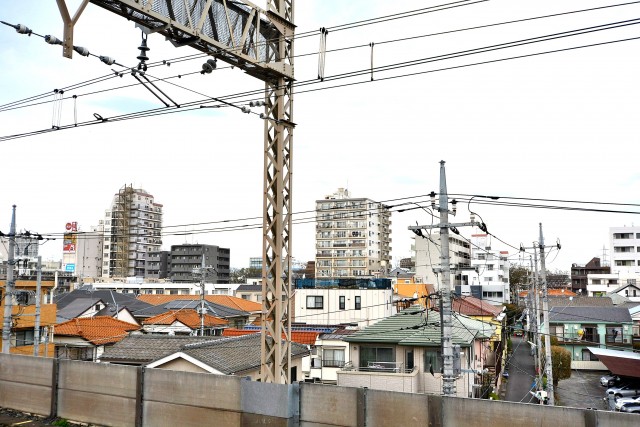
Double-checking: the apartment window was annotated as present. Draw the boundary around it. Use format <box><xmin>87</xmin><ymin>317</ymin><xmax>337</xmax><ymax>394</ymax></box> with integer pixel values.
<box><xmin>14</xmin><ymin>330</ymin><xmax>34</xmax><ymax>347</ymax></box>
<box><xmin>339</xmin><ymin>296</ymin><xmax>345</xmax><ymax>310</ymax></box>
<box><xmin>424</xmin><ymin>349</ymin><xmax>442</xmax><ymax>374</ymax></box>
<box><xmin>592</xmin><ymin>279</ymin><xmax>601</xmax><ymax>285</ymax></box>
<box><xmin>323</xmin><ymin>348</ymin><xmax>345</xmax><ymax>368</ymax></box>
<box><xmin>355</xmin><ymin>296</ymin><xmax>361</xmax><ymax>310</ymax></box>
<box><xmin>307</xmin><ymin>296</ymin><xmax>324</xmax><ymax>309</ymax></box>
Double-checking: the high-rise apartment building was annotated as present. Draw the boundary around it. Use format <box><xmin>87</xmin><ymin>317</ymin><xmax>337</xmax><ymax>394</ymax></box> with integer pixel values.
<box><xmin>315</xmin><ymin>188</ymin><xmax>391</xmax><ymax>278</ymax></box>
<box><xmin>610</xmin><ymin>226</ymin><xmax>640</xmax><ymax>276</ymax></box>
<box><xmin>102</xmin><ymin>185</ymin><xmax>163</xmax><ymax>278</ymax></box>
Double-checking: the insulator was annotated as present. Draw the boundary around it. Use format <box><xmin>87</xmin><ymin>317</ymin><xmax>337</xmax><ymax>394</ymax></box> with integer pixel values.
<box><xmin>259</xmin><ymin>113</ymin><xmax>265</xmax><ymax>119</ymax></box>
<box><xmin>44</xmin><ymin>35</ymin><xmax>62</xmax><ymax>45</ymax></box>
<box><xmin>429</xmin><ymin>191</ymin><xmax>436</xmax><ymax>209</ymax></box>
<box><xmin>137</xmin><ymin>38</ymin><xmax>150</xmax><ymax>62</ymax></box>
<box><xmin>207</xmin><ymin>58</ymin><xmax>217</xmax><ymax>69</ymax></box>
<box><xmin>73</xmin><ymin>46</ymin><xmax>90</xmax><ymax>56</ymax></box>
<box><xmin>201</xmin><ymin>62</ymin><xmax>214</xmax><ymax>74</ymax></box>
<box><xmin>15</xmin><ymin>24</ymin><xmax>32</xmax><ymax>35</ymax></box>
<box><xmin>241</xmin><ymin>106</ymin><xmax>250</xmax><ymax>114</ymax></box>
<box><xmin>100</xmin><ymin>56</ymin><xmax>115</xmax><ymax>65</ymax></box>
<box><xmin>470</xmin><ymin>213</ymin><xmax>475</xmax><ymax>223</ymax></box>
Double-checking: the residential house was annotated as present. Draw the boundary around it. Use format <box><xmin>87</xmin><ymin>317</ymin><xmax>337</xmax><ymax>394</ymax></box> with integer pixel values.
<box><xmin>141</xmin><ymin>308</ymin><xmax>228</xmax><ymax>336</ymax></box>
<box><xmin>609</xmin><ymin>282</ymin><xmax>640</xmax><ymax>302</ymax></box>
<box><xmin>54</xmin><ymin>287</ymin><xmax>153</xmax><ymax>324</ymax></box>
<box><xmin>234</xmin><ymin>284</ymin><xmax>262</xmax><ymax>303</ymax></box>
<box><xmin>337</xmin><ymin>306</ymin><xmax>496</xmax><ymax>397</ymax></box>
<box><xmin>0</xmin><ymin>279</ymin><xmax>57</xmax><ymax>356</ymax></box>
<box><xmin>146</xmin><ymin>334</ymin><xmax>309</xmax><ymax>381</ymax></box>
<box><xmin>307</xmin><ymin>327</ymin><xmax>357</xmax><ymax>384</ymax></box>
<box><xmin>548</xmin><ymin>306</ymin><xmax>634</xmax><ymax>369</ymax></box>
<box><xmin>100</xmin><ymin>334</ymin><xmax>223</xmax><ymax>365</ymax></box>
<box><xmin>54</xmin><ymin>316</ymin><xmax>140</xmax><ymax>361</ymax></box>
<box><xmin>293</xmin><ymin>278</ymin><xmax>394</xmax><ymax>327</ymax></box>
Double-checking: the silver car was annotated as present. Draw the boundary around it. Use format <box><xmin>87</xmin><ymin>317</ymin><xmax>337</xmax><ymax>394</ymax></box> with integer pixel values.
<box><xmin>600</xmin><ymin>374</ymin><xmax>621</xmax><ymax>387</ymax></box>
<box><xmin>606</xmin><ymin>384</ymin><xmax>640</xmax><ymax>399</ymax></box>
<box><xmin>615</xmin><ymin>395</ymin><xmax>640</xmax><ymax>410</ymax></box>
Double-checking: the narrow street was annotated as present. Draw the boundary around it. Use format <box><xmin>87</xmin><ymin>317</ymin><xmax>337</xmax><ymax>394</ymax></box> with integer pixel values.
<box><xmin>504</xmin><ymin>336</ymin><xmax>539</xmax><ymax>404</ymax></box>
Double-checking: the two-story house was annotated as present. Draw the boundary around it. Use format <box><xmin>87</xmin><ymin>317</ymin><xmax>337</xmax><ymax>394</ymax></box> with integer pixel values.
<box><xmin>337</xmin><ymin>306</ymin><xmax>495</xmax><ymax>397</ymax></box>
<box><xmin>548</xmin><ymin>306</ymin><xmax>634</xmax><ymax>369</ymax></box>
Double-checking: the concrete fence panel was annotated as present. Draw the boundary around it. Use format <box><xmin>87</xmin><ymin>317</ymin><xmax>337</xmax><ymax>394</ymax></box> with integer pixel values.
<box><xmin>143</xmin><ymin>368</ymin><xmax>242</xmax><ymax>427</ymax></box>
<box><xmin>442</xmin><ymin>397</ymin><xmax>587</xmax><ymax>427</ymax></box>
<box><xmin>0</xmin><ymin>354</ymin><xmax>53</xmax><ymax>415</ymax></box>
<box><xmin>366</xmin><ymin>389</ymin><xmax>429</xmax><ymax>427</ymax></box>
<box><xmin>57</xmin><ymin>360</ymin><xmax>137</xmax><ymax>427</ymax></box>
<box><xmin>299</xmin><ymin>383</ymin><xmax>360</xmax><ymax>427</ymax></box>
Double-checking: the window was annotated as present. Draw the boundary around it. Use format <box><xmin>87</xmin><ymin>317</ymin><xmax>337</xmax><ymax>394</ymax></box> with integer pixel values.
<box><xmin>339</xmin><ymin>296</ymin><xmax>345</xmax><ymax>310</ymax></box>
<box><xmin>355</xmin><ymin>296</ymin><xmax>361</xmax><ymax>310</ymax></box>
<box><xmin>360</xmin><ymin>346</ymin><xmax>394</xmax><ymax>368</ymax></box>
<box><xmin>14</xmin><ymin>330</ymin><xmax>34</xmax><ymax>346</ymax></box>
<box><xmin>592</xmin><ymin>279</ymin><xmax>601</xmax><ymax>285</ymax></box>
<box><xmin>306</xmin><ymin>296</ymin><xmax>324</xmax><ymax>309</ymax></box>
<box><xmin>424</xmin><ymin>349</ymin><xmax>442</xmax><ymax>374</ymax></box>
<box><xmin>323</xmin><ymin>348</ymin><xmax>345</xmax><ymax>367</ymax></box>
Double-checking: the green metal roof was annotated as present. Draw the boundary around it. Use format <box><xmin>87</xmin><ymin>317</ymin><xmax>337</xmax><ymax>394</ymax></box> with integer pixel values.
<box><xmin>344</xmin><ymin>306</ymin><xmax>480</xmax><ymax>347</ymax></box>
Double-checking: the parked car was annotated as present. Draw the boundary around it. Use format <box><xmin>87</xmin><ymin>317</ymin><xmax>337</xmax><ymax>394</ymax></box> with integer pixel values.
<box><xmin>620</xmin><ymin>402</ymin><xmax>640</xmax><ymax>413</ymax></box>
<box><xmin>615</xmin><ymin>396</ymin><xmax>640</xmax><ymax>411</ymax></box>
<box><xmin>606</xmin><ymin>384</ymin><xmax>640</xmax><ymax>399</ymax></box>
<box><xmin>600</xmin><ymin>374</ymin><xmax>621</xmax><ymax>387</ymax></box>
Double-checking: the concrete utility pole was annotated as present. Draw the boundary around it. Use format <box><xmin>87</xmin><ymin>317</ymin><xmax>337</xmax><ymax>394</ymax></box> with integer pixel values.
<box><xmin>34</xmin><ymin>255</ymin><xmax>42</xmax><ymax>356</ymax></box>
<box><xmin>539</xmin><ymin>223</ymin><xmax>554</xmax><ymax>405</ymax></box>
<box><xmin>2</xmin><ymin>205</ymin><xmax>17</xmax><ymax>354</ymax></box>
<box><xmin>532</xmin><ymin>251</ymin><xmax>543</xmax><ymax>401</ymax></box>
<box><xmin>409</xmin><ymin>161</ymin><xmax>477</xmax><ymax>396</ymax></box>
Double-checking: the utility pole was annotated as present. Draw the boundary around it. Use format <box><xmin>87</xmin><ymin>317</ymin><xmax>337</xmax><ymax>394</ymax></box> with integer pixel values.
<box><xmin>532</xmin><ymin>251</ymin><xmax>543</xmax><ymax>402</ymax></box>
<box><xmin>2</xmin><ymin>205</ymin><xmax>17</xmax><ymax>354</ymax></box>
<box><xmin>34</xmin><ymin>255</ymin><xmax>42</xmax><ymax>356</ymax></box>
<box><xmin>199</xmin><ymin>256</ymin><xmax>206</xmax><ymax>337</ymax></box>
<box><xmin>539</xmin><ymin>223</ymin><xmax>554</xmax><ymax>405</ymax></box>
<box><xmin>409</xmin><ymin>161</ymin><xmax>477</xmax><ymax>396</ymax></box>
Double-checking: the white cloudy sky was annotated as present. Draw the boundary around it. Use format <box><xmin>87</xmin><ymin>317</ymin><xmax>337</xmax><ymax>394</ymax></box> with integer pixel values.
<box><xmin>1</xmin><ymin>0</ymin><xmax>639</xmax><ymax>271</ymax></box>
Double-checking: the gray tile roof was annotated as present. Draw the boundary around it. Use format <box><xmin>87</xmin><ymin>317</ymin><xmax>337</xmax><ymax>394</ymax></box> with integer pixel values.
<box><xmin>100</xmin><ymin>334</ymin><xmax>222</xmax><ymax>363</ymax></box>
<box><xmin>133</xmin><ymin>300</ymin><xmax>248</xmax><ymax>319</ymax></box>
<box><xmin>173</xmin><ymin>334</ymin><xmax>309</xmax><ymax>375</ymax></box>
<box><xmin>55</xmin><ymin>287</ymin><xmax>154</xmax><ymax>316</ymax></box>
<box><xmin>548</xmin><ymin>306</ymin><xmax>632</xmax><ymax>324</ymax></box>
<box><xmin>236</xmin><ymin>284</ymin><xmax>262</xmax><ymax>292</ymax></box>
<box><xmin>56</xmin><ymin>298</ymin><xmax>104</xmax><ymax>323</ymax></box>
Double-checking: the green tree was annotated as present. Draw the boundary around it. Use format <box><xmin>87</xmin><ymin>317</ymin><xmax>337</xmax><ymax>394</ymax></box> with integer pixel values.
<box><xmin>509</xmin><ymin>265</ymin><xmax>530</xmax><ymax>303</ymax></box>
<box><xmin>229</xmin><ymin>267</ymin><xmax>262</xmax><ymax>283</ymax></box>
<box><xmin>550</xmin><ymin>345</ymin><xmax>572</xmax><ymax>386</ymax></box>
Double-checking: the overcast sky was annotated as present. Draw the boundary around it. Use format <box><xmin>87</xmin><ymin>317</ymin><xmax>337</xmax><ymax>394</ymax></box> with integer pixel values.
<box><xmin>1</xmin><ymin>0</ymin><xmax>639</xmax><ymax>272</ymax></box>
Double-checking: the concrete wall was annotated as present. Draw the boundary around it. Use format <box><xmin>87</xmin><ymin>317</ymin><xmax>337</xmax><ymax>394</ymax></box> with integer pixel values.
<box><xmin>0</xmin><ymin>354</ymin><xmax>53</xmax><ymax>415</ymax></box>
<box><xmin>1</xmin><ymin>354</ymin><xmax>639</xmax><ymax>427</ymax></box>
<box><xmin>57</xmin><ymin>360</ymin><xmax>138</xmax><ymax>427</ymax></box>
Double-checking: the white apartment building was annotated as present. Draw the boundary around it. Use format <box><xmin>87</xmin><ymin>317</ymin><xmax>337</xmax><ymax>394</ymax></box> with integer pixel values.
<box><xmin>315</xmin><ymin>188</ymin><xmax>391</xmax><ymax>278</ymax></box>
<box><xmin>587</xmin><ymin>273</ymin><xmax>640</xmax><ymax>301</ymax></box>
<box><xmin>62</xmin><ymin>223</ymin><xmax>104</xmax><ymax>280</ymax></box>
<box><xmin>610</xmin><ymin>226</ymin><xmax>640</xmax><ymax>276</ymax></box>
<box><xmin>294</xmin><ymin>287</ymin><xmax>394</xmax><ymax>327</ymax></box>
<box><xmin>412</xmin><ymin>232</ymin><xmax>471</xmax><ymax>291</ymax></box>
<box><xmin>102</xmin><ymin>186</ymin><xmax>163</xmax><ymax>278</ymax></box>
<box><xmin>460</xmin><ymin>234</ymin><xmax>510</xmax><ymax>305</ymax></box>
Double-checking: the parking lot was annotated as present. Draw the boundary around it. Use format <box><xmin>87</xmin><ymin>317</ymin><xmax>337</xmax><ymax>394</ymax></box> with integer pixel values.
<box><xmin>554</xmin><ymin>370</ymin><xmax>610</xmax><ymax>410</ymax></box>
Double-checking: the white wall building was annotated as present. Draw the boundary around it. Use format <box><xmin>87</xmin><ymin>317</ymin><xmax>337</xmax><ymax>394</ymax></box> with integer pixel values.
<box><xmin>87</xmin><ymin>280</ymin><xmax>234</xmax><ymax>296</ymax></box>
<box><xmin>610</xmin><ymin>226</ymin><xmax>640</xmax><ymax>276</ymax></box>
<box><xmin>459</xmin><ymin>234</ymin><xmax>511</xmax><ymax>305</ymax></box>
<box><xmin>294</xmin><ymin>288</ymin><xmax>394</xmax><ymax>327</ymax></box>
<box><xmin>315</xmin><ymin>188</ymin><xmax>391</xmax><ymax>278</ymax></box>
<box><xmin>412</xmin><ymin>232</ymin><xmax>471</xmax><ymax>291</ymax></box>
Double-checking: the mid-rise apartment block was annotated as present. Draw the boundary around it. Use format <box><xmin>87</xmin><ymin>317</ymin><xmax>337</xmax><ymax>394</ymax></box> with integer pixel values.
<box><xmin>610</xmin><ymin>226</ymin><xmax>640</xmax><ymax>276</ymax></box>
<box><xmin>145</xmin><ymin>250</ymin><xmax>170</xmax><ymax>279</ymax></box>
<box><xmin>101</xmin><ymin>185</ymin><xmax>163</xmax><ymax>278</ymax></box>
<box><xmin>571</xmin><ymin>257</ymin><xmax>610</xmax><ymax>294</ymax></box>
<box><xmin>170</xmin><ymin>244</ymin><xmax>230</xmax><ymax>283</ymax></box>
<box><xmin>459</xmin><ymin>234</ymin><xmax>510</xmax><ymax>305</ymax></box>
<box><xmin>413</xmin><ymin>232</ymin><xmax>471</xmax><ymax>290</ymax></box>
<box><xmin>315</xmin><ymin>188</ymin><xmax>391</xmax><ymax>278</ymax></box>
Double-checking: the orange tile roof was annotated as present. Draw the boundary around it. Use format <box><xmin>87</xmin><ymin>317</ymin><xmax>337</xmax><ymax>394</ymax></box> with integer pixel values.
<box><xmin>222</xmin><ymin>328</ymin><xmax>319</xmax><ymax>345</ymax></box>
<box><xmin>142</xmin><ymin>310</ymin><xmax>228</xmax><ymax>328</ymax></box>
<box><xmin>137</xmin><ymin>294</ymin><xmax>261</xmax><ymax>312</ymax></box>
<box><xmin>55</xmin><ymin>316</ymin><xmax>140</xmax><ymax>345</ymax></box>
